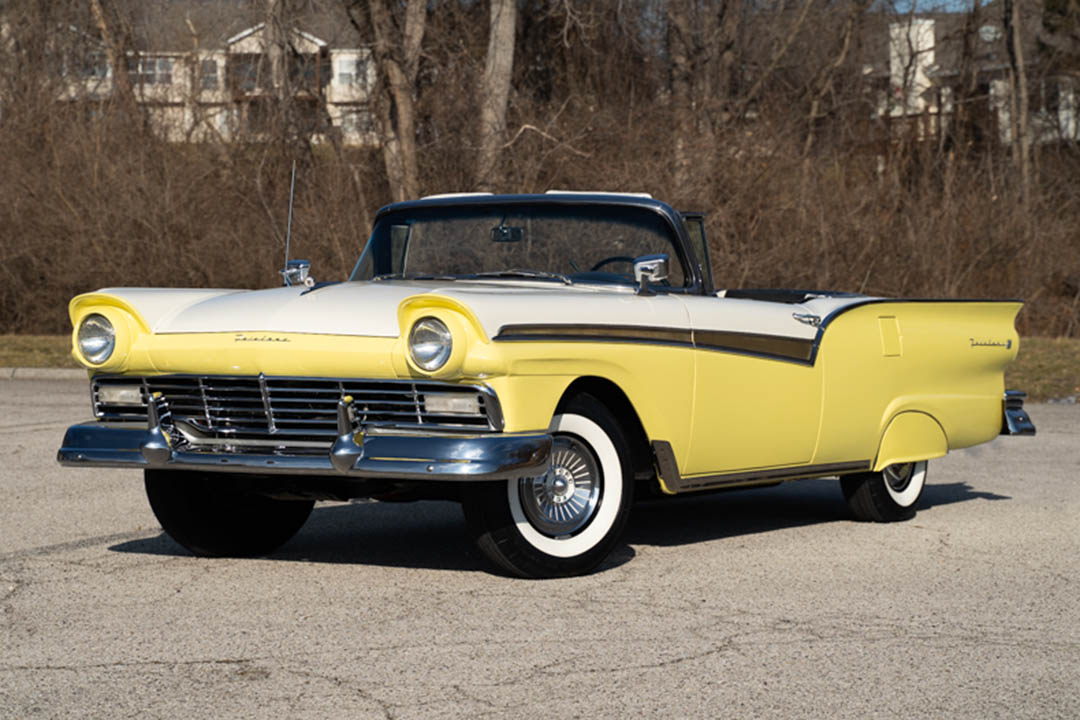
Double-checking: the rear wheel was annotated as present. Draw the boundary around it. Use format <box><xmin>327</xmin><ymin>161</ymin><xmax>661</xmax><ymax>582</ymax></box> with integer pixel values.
<box><xmin>463</xmin><ymin>394</ymin><xmax>634</xmax><ymax>578</ymax></box>
<box><xmin>841</xmin><ymin>461</ymin><xmax>928</xmax><ymax>522</ymax></box>
<box><xmin>145</xmin><ymin>470</ymin><xmax>314</xmax><ymax>557</ymax></box>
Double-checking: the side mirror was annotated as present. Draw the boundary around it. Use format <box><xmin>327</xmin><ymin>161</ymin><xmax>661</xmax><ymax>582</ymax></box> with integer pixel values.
<box><xmin>633</xmin><ymin>254</ymin><xmax>669</xmax><ymax>296</ymax></box>
<box><xmin>281</xmin><ymin>259</ymin><xmax>315</xmax><ymax>288</ymax></box>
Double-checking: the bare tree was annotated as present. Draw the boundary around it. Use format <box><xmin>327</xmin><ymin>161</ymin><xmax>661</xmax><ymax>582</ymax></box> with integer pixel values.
<box><xmin>88</xmin><ymin>0</ymin><xmax>138</xmax><ymax>117</ymax></box>
<box><xmin>1004</xmin><ymin>0</ymin><xmax>1033</xmax><ymax>215</ymax></box>
<box><xmin>475</xmin><ymin>0</ymin><xmax>517</xmax><ymax>191</ymax></box>
<box><xmin>667</xmin><ymin>0</ymin><xmax>701</xmax><ymax>198</ymax></box>
<box><xmin>345</xmin><ymin>0</ymin><xmax>425</xmax><ymax>202</ymax></box>
<box><xmin>801</xmin><ymin>2</ymin><xmax>865</xmax><ymax>158</ymax></box>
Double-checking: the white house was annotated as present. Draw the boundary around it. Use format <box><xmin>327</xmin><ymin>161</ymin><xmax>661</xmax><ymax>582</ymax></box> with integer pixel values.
<box><xmin>57</xmin><ymin>18</ymin><xmax>376</xmax><ymax>146</ymax></box>
<box><xmin>874</xmin><ymin>14</ymin><xmax>1079</xmax><ymax>148</ymax></box>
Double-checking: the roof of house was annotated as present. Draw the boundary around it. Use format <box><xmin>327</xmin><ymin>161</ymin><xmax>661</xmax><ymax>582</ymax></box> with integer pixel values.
<box><xmin>121</xmin><ymin>0</ymin><xmax>366</xmax><ymax>51</ymax></box>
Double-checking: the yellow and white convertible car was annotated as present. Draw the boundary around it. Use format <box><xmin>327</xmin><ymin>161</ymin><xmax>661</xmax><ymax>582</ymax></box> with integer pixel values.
<box><xmin>58</xmin><ymin>192</ymin><xmax>1034</xmax><ymax>577</ymax></box>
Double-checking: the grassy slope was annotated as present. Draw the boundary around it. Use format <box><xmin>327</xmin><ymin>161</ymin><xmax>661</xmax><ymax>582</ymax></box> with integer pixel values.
<box><xmin>1008</xmin><ymin>337</ymin><xmax>1080</xmax><ymax>402</ymax></box>
<box><xmin>2</xmin><ymin>334</ymin><xmax>1077</xmax><ymax>402</ymax></box>
<box><xmin>1</xmin><ymin>335</ymin><xmax>78</xmax><ymax>369</ymax></box>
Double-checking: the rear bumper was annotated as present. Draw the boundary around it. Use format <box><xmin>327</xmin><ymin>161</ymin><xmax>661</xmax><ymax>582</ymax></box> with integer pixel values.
<box><xmin>57</xmin><ymin>422</ymin><xmax>552</xmax><ymax>480</ymax></box>
<box><xmin>1001</xmin><ymin>390</ymin><xmax>1036</xmax><ymax>436</ymax></box>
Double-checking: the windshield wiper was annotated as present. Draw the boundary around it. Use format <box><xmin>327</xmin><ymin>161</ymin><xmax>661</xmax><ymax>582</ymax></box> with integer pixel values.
<box><xmin>471</xmin><ymin>269</ymin><xmax>573</xmax><ymax>286</ymax></box>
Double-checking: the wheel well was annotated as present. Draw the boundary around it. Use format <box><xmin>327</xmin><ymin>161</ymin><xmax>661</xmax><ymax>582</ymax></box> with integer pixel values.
<box><xmin>873</xmin><ymin>411</ymin><xmax>948</xmax><ymax>471</ymax></box>
<box><xmin>556</xmin><ymin>377</ymin><xmax>653</xmax><ymax>482</ymax></box>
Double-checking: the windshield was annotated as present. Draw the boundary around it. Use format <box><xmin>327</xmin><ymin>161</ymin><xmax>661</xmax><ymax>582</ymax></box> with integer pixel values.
<box><xmin>349</xmin><ymin>203</ymin><xmax>688</xmax><ymax>288</ymax></box>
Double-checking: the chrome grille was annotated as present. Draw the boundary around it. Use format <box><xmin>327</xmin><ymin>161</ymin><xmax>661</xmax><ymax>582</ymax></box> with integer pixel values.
<box><xmin>92</xmin><ymin>374</ymin><xmax>497</xmax><ymax>446</ymax></box>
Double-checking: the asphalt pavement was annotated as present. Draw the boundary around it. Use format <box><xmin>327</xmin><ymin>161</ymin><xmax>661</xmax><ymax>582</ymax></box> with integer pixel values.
<box><xmin>1</xmin><ymin>377</ymin><xmax>1077</xmax><ymax>719</ymax></box>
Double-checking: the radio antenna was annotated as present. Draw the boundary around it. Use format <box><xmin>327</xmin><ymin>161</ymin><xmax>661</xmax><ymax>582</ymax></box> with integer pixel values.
<box><xmin>278</xmin><ymin>160</ymin><xmax>313</xmax><ymax>288</ymax></box>
<box><xmin>283</xmin><ymin>159</ymin><xmax>297</xmax><ymax>271</ymax></box>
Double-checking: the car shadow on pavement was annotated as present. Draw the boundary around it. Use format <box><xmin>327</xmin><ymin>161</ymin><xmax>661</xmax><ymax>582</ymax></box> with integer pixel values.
<box><xmin>623</xmin><ymin>478</ymin><xmax>1010</xmax><ymax>547</ymax></box>
<box><xmin>110</xmin><ymin>500</ymin><xmax>488</xmax><ymax>572</ymax></box>
<box><xmin>109</xmin><ymin>500</ymin><xmax>639</xmax><ymax>574</ymax></box>
<box><xmin>920</xmin><ymin>481</ymin><xmax>1011</xmax><ymax>506</ymax></box>
<box><xmin>109</xmin><ymin>479</ymin><xmax>1005</xmax><ymax>570</ymax></box>
<box><xmin>625</xmin><ymin>478</ymin><xmax>850</xmax><ymax>547</ymax></box>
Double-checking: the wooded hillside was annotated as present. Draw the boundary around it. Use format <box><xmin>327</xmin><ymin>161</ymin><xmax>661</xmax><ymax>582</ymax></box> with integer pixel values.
<box><xmin>1</xmin><ymin>0</ymin><xmax>1078</xmax><ymax>335</ymax></box>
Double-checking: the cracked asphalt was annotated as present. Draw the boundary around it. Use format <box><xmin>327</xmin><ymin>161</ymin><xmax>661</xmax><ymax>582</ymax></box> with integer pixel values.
<box><xmin>1</xmin><ymin>378</ymin><xmax>1077</xmax><ymax>719</ymax></box>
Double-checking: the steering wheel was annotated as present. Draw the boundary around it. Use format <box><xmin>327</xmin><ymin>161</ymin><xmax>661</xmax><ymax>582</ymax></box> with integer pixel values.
<box><xmin>589</xmin><ymin>256</ymin><xmax>636</xmax><ymax>272</ymax></box>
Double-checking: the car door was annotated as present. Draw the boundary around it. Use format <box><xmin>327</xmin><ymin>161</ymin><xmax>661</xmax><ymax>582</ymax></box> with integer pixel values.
<box><xmin>678</xmin><ymin>293</ymin><xmax>824</xmax><ymax>476</ymax></box>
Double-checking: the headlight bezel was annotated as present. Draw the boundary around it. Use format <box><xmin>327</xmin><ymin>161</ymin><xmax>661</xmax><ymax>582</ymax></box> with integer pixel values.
<box><xmin>408</xmin><ymin>316</ymin><xmax>453</xmax><ymax>372</ymax></box>
<box><xmin>77</xmin><ymin>313</ymin><xmax>116</xmax><ymax>365</ymax></box>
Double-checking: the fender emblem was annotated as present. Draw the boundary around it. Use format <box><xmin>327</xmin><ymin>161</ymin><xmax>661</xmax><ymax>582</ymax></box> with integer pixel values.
<box><xmin>234</xmin><ymin>334</ymin><xmax>290</xmax><ymax>343</ymax></box>
<box><xmin>969</xmin><ymin>338</ymin><xmax>1011</xmax><ymax>349</ymax></box>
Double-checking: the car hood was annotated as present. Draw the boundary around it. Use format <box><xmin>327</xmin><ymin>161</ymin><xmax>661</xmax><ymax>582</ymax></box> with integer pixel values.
<box><xmin>96</xmin><ymin>281</ymin><xmax>677</xmax><ymax>339</ymax></box>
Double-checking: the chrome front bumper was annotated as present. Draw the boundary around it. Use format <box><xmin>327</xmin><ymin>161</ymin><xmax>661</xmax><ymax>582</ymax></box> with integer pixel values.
<box><xmin>57</xmin><ymin>422</ymin><xmax>552</xmax><ymax>481</ymax></box>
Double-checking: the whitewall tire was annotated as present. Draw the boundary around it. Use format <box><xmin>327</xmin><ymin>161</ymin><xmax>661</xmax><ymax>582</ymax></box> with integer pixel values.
<box><xmin>463</xmin><ymin>394</ymin><xmax>634</xmax><ymax>578</ymax></box>
<box><xmin>841</xmin><ymin>461</ymin><xmax>928</xmax><ymax>522</ymax></box>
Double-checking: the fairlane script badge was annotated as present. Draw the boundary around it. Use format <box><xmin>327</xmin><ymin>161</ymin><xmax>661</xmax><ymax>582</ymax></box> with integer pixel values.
<box><xmin>234</xmin><ymin>334</ymin><xmax>290</xmax><ymax>343</ymax></box>
<box><xmin>969</xmin><ymin>338</ymin><xmax>1012</xmax><ymax>349</ymax></box>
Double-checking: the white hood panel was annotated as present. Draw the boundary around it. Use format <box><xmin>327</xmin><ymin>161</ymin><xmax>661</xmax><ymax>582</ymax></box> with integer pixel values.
<box><xmin>103</xmin><ymin>283</ymin><xmax>423</xmax><ymax>337</ymax></box>
<box><xmin>102</xmin><ymin>281</ymin><xmax>690</xmax><ymax>339</ymax></box>
<box><xmin>99</xmin><ymin>281</ymin><xmax>870</xmax><ymax>341</ymax></box>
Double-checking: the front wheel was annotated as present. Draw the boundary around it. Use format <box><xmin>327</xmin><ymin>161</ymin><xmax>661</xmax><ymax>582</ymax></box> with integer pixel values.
<box><xmin>145</xmin><ymin>470</ymin><xmax>314</xmax><ymax>557</ymax></box>
<box><xmin>841</xmin><ymin>461</ymin><xmax>928</xmax><ymax>522</ymax></box>
<box><xmin>463</xmin><ymin>394</ymin><xmax>634</xmax><ymax>578</ymax></box>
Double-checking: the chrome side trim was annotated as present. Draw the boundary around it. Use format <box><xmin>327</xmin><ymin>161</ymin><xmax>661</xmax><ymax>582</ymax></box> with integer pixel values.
<box><xmin>57</xmin><ymin>422</ymin><xmax>552</xmax><ymax>481</ymax></box>
<box><xmin>1001</xmin><ymin>390</ymin><xmax>1036</xmax><ymax>436</ymax></box>
<box><xmin>493</xmin><ymin>324</ymin><xmax>815</xmax><ymax>364</ymax></box>
<box><xmin>495</xmin><ymin>324</ymin><xmax>692</xmax><ymax>347</ymax></box>
<box><xmin>693</xmin><ymin>329</ymin><xmax>814</xmax><ymax>363</ymax></box>
<box><xmin>652</xmin><ymin>440</ymin><xmax>870</xmax><ymax>493</ymax></box>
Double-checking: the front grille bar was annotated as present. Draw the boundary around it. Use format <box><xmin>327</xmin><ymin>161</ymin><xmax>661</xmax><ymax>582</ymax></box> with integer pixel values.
<box><xmin>258</xmin><ymin>374</ymin><xmax>277</xmax><ymax>434</ymax></box>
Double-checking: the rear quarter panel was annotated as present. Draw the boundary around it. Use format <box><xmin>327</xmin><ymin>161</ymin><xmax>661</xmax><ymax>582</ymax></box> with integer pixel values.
<box><xmin>813</xmin><ymin>301</ymin><xmax>1021</xmax><ymax>468</ymax></box>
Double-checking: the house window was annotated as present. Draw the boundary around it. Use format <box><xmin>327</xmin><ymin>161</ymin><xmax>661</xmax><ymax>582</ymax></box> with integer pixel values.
<box><xmin>1034</xmin><ymin>79</ymin><xmax>1061</xmax><ymax>113</ymax></box>
<box><xmin>79</xmin><ymin>52</ymin><xmax>108</xmax><ymax>79</ymax></box>
<box><xmin>200</xmin><ymin>59</ymin><xmax>218</xmax><ymax>90</ymax></box>
<box><xmin>127</xmin><ymin>57</ymin><xmax>172</xmax><ymax>85</ymax></box>
<box><xmin>229</xmin><ymin>54</ymin><xmax>263</xmax><ymax>92</ymax></box>
<box><xmin>336</xmin><ymin>56</ymin><xmax>369</xmax><ymax>88</ymax></box>
<box><xmin>341</xmin><ymin>109</ymin><xmax>374</xmax><ymax>134</ymax></box>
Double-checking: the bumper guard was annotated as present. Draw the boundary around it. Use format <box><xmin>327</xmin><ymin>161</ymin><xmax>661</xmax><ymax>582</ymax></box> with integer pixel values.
<box><xmin>1001</xmin><ymin>389</ymin><xmax>1036</xmax><ymax>436</ymax></box>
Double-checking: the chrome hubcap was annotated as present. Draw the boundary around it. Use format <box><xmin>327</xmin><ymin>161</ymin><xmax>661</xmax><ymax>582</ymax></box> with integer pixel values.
<box><xmin>884</xmin><ymin>463</ymin><xmax>914</xmax><ymax>492</ymax></box>
<box><xmin>519</xmin><ymin>435</ymin><xmax>602</xmax><ymax>537</ymax></box>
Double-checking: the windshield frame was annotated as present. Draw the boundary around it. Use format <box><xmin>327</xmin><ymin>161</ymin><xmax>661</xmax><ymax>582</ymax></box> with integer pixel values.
<box><xmin>349</xmin><ymin>194</ymin><xmax>705</xmax><ymax>294</ymax></box>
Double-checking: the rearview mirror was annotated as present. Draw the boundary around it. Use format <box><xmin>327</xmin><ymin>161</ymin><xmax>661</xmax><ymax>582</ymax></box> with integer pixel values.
<box><xmin>491</xmin><ymin>225</ymin><xmax>524</xmax><ymax>243</ymax></box>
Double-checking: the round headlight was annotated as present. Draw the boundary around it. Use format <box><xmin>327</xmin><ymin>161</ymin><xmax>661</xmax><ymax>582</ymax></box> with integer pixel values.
<box><xmin>77</xmin><ymin>313</ymin><xmax>115</xmax><ymax>365</ymax></box>
<box><xmin>409</xmin><ymin>317</ymin><xmax>452</xmax><ymax>371</ymax></box>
